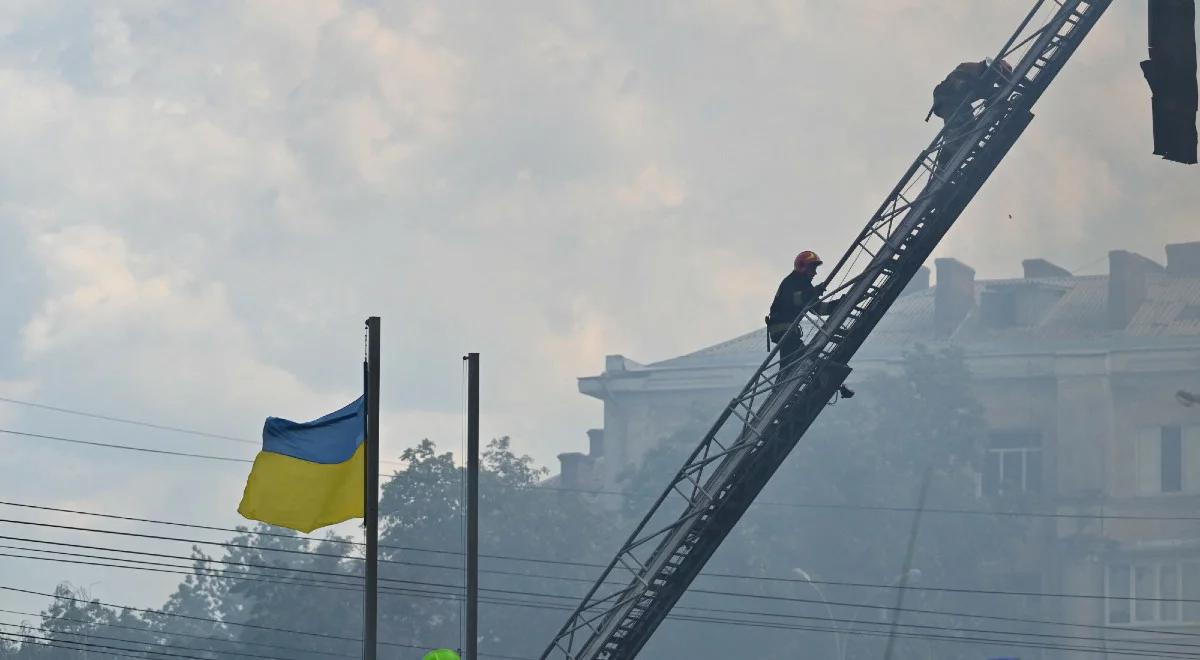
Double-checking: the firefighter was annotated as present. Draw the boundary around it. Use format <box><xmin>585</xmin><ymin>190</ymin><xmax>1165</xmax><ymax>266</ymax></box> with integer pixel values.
<box><xmin>928</xmin><ymin>58</ymin><xmax>1012</xmax><ymax>122</ymax></box>
<box><xmin>928</xmin><ymin>58</ymin><xmax>1013</xmax><ymax>171</ymax></box>
<box><xmin>766</xmin><ymin>251</ymin><xmax>855</xmax><ymax>399</ymax></box>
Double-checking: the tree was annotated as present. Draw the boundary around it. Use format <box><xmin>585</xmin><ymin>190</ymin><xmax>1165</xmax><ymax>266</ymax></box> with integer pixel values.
<box><xmin>377</xmin><ymin>436</ymin><xmax>620</xmax><ymax>658</ymax></box>
<box><xmin>622</xmin><ymin>346</ymin><xmax>1029</xmax><ymax>659</ymax></box>
<box><xmin>8</xmin><ymin>350</ymin><xmax>1028</xmax><ymax>659</ymax></box>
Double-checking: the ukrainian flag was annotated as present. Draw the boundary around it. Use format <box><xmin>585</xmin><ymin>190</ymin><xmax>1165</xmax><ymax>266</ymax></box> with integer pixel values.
<box><xmin>238</xmin><ymin>397</ymin><xmax>365</xmax><ymax>533</ymax></box>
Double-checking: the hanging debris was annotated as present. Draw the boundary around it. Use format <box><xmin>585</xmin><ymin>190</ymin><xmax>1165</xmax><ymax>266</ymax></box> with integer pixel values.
<box><xmin>1141</xmin><ymin>0</ymin><xmax>1197</xmax><ymax>164</ymax></box>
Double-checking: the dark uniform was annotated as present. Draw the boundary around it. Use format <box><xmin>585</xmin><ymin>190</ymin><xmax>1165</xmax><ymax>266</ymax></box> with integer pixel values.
<box><xmin>930</xmin><ymin>60</ymin><xmax>1009</xmax><ymax>171</ymax></box>
<box><xmin>767</xmin><ymin>270</ymin><xmax>838</xmax><ymax>370</ymax></box>
<box><xmin>931</xmin><ymin>61</ymin><xmax>994</xmax><ymax>121</ymax></box>
<box><xmin>767</xmin><ymin>254</ymin><xmax>855</xmax><ymax>398</ymax></box>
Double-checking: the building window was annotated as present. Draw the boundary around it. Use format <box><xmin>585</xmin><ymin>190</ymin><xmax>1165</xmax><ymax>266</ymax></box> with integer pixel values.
<box><xmin>1135</xmin><ymin>426</ymin><xmax>1200</xmax><ymax>495</ymax></box>
<box><xmin>983</xmin><ymin>431</ymin><xmax>1042</xmax><ymax>496</ymax></box>
<box><xmin>1108</xmin><ymin>560</ymin><xmax>1200</xmax><ymax>624</ymax></box>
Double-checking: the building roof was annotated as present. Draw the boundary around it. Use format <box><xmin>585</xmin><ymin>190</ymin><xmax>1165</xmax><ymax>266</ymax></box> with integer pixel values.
<box><xmin>645</xmin><ymin>270</ymin><xmax>1200</xmax><ymax>371</ymax></box>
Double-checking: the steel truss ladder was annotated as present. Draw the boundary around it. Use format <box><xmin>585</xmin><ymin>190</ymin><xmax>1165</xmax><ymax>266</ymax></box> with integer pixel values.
<box><xmin>540</xmin><ymin>2</ymin><xmax>1111</xmax><ymax>658</ymax></box>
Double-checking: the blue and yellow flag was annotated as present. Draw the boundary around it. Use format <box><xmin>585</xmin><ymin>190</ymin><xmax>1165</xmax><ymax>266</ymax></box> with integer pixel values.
<box><xmin>238</xmin><ymin>397</ymin><xmax>365</xmax><ymax>533</ymax></box>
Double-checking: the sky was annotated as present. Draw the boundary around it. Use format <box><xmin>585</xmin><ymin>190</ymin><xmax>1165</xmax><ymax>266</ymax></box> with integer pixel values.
<box><xmin>0</xmin><ymin>0</ymin><xmax>1197</xmax><ymax>617</ymax></box>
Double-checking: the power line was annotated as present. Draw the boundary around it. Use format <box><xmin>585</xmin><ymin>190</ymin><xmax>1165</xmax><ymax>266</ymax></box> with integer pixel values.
<box><xmin>17</xmin><ymin>620</ymin><xmax>1180</xmax><ymax>660</ymax></box>
<box><xmin>0</xmin><ymin>541</ymin><xmax>364</xmax><ymax>586</ymax></box>
<box><xmin>0</xmin><ymin>528</ymin><xmax>594</xmax><ymax>593</ymax></box>
<box><xmin>0</xmin><ymin>395</ymin><xmax>256</xmax><ymax>444</ymax></box>
<box><xmin>11</xmin><ymin>421</ymin><xmax>1200</xmax><ymax>524</ymax></box>
<box><xmin>0</xmin><ymin>547</ymin><xmax>560</xmax><ymax>613</ymax></box>
<box><xmin>0</xmin><ymin>625</ymin><xmax>527</xmax><ymax>660</ymax></box>
<box><xmin>6</xmin><ymin>493</ymin><xmax>1200</xmax><ymax>652</ymax></box>
<box><xmin>7</xmin><ymin>556</ymin><xmax>1200</xmax><ymax>660</ymax></box>
<box><xmin>479</xmin><ymin>596</ymin><xmax>1200</xmax><ymax>660</ymax></box>
<box><xmin>9</xmin><ymin>507</ymin><xmax>1200</xmax><ymax>612</ymax></box>
<box><xmin>0</xmin><ymin>498</ymin><xmax>374</xmax><ymax>549</ymax></box>
<box><xmin>0</xmin><ymin>619</ymin><xmax>305</xmax><ymax>660</ymax></box>
<box><xmin>0</xmin><ymin>631</ymin><xmax>189</xmax><ymax>660</ymax></box>
<box><xmin>0</xmin><ymin>585</ymin><xmax>526</xmax><ymax>659</ymax></box>
<box><xmin>655</xmin><ymin>612</ymin><xmax>1200</xmax><ymax>660</ymax></box>
<box><xmin>0</xmin><ymin>606</ymin><xmax>356</xmax><ymax>659</ymax></box>
<box><xmin>0</xmin><ymin>623</ymin><xmax>223</xmax><ymax>660</ymax></box>
<box><xmin>8</xmin><ymin>508</ymin><xmax>1200</xmax><ymax>656</ymax></box>
<box><xmin>0</xmin><ymin>428</ymin><xmax>252</xmax><ymax>463</ymax></box>
<box><xmin>0</xmin><ymin>399</ymin><xmax>408</xmax><ymax>467</ymax></box>
<box><xmin>0</xmin><ymin>584</ymin><xmax>367</xmax><ymax>642</ymax></box>
<box><xmin>18</xmin><ymin>527</ymin><xmax>1200</xmax><ymax>637</ymax></box>
<box><xmin>0</xmin><ymin>502</ymin><xmax>603</xmax><ymax>571</ymax></box>
<box><xmin>0</xmin><ymin>549</ymin><xmax>375</xmax><ymax>597</ymax></box>
<box><xmin>0</xmin><ymin>514</ymin><xmax>469</xmax><ymax>574</ymax></box>
<box><xmin>8</xmin><ymin>398</ymin><xmax>1200</xmax><ymax>528</ymax></box>
<box><xmin>10</xmin><ymin>513</ymin><xmax>1200</xmax><ymax>609</ymax></box>
<box><xmin>9</xmin><ymin>543</ymin><xmax>1200</xmax><ymax>658</ymax></box>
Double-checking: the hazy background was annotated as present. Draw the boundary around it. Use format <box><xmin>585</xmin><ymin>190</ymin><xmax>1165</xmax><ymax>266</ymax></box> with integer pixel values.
<box><xmin>0</xmin><ymin>0</ymin><xmax>1194</xmax><ymax>617</ymax></box>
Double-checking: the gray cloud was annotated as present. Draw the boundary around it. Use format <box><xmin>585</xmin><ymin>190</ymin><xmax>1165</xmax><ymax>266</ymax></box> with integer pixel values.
<box><xmin>0</xmin><ymin>0</ymin><xmax>1194</xmax><ymax>613</ymax></box>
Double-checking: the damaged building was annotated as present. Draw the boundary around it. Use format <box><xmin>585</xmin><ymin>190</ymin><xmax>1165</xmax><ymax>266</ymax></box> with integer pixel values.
<box><xmin>559</xmin><ymin>241</ymin><xmax>1200</xmax><ymax>650</ymax></box>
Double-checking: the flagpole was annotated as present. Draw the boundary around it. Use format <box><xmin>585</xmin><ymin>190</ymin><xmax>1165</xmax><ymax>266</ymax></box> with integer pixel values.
<box><xmin>364</xmin><ymin>317</ymin><xmax>381</xmax><ymax>660</ymax></box>
<box><xmin>464</xmin><ymin>352</ymin><xmax>479</xmax><ymax>660</ymax></box>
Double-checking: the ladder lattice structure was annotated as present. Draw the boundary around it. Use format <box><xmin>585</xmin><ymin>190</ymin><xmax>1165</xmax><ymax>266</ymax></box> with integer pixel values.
<box><xmin>540</xmin><ymin>2</ymin><xmax>1110</xmax><ymax>658</ymax></box>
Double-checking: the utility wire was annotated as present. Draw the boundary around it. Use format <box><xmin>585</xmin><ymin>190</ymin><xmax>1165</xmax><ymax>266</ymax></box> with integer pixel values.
<box><xmin>9</xmin><ymin>508</ymin><xmax>1200</xmax><ymax>652</ymax></box>
<box><xmin>652</xmin><ymin>612</ymin><xmax>1200</xmax><ymax>660</ymax></box>
<box><xmin>9</xmin><ymin>425</ymin><xmax>1200</xmax><ymax>523</ymax></box>
<box><xmin>19</xmin><ymin>524</ymin><xmax>1200</xmax><ymax>646</ymax></box>
<box><xmin>7</xmin><ymin>566</ymin><xmax>1200</xmax><ymax>660</ymax></box>
<box><xmin>0</xmin><ymin>401</ymin><xmax>404</xmax><ymax>467</ymax></box>
<box><xmin>0</xmin><ymin>631</ymin><xmax>193</xmax><ymax>660</ymax></box>
<box><xmin>0</xmin><ymin>395</ymin><xmax>256</xmax><ymax>444</ymax></box>
<box><xmin>0</xmin><ymin>619</ymin><xmax>302</xmax><ymax>660</ymax></box>
<box><xmin>0</xmin><ymin>606</ymin><xmax>355</xmax><ymax>659</ymax></box>
<box><xmin>0</xmin><ymin>626</ymin><xmax>528</xmax><ymax>660</ymax></box>
<box><xmin>7</xmin><ymin>547</ymin><xmax>1200</xmax><ymax>658</ymax></box>
<box><xmin>0</xmin><ymin>584</ymin><xmax>367</xmax><ymax>642</ymax></box>
<box><xmin>0</xmin><ymin>585</ymin><xmax>526</xmax><ymax>659</ymax></box>
<box><xmin>4</xmin><ymin>497</ymin><xmax>1179</xmax><ymax>588</ymax></box>
<box><xmin>9</xmin><ymin>619</ymin><xmax>1178</xmax><ymax>660</ymax></box>
<box><xmin>6</xmin><ymin>514</ymin><xmax>1200</xmax><ymax>608</ymax></box>
<box><xmin>6</xmin><ymin>575</ymin><xmax>1197</xmax><ymax>660</ymax></box>
<box><xmin>0</xmin><ymin>515</ymin><xmax>466</xmax><ymax>573</ymax></box>
<box><xmin>0</xmin><ymin>623</ymin><xmax>223</xmax><ymax>660</ymax></box>
<box><xmin>0</xmin><ymin>428</ymin><xmax>252</xmax><ymax>463</ymax></box>
<box><xmin>22</xmin><ymin>531</ymin><xmax>1184</xmax><ymax>646</ymax></box>
<box><xmin>9</xmin><ymin>508</ymin><xmax>1200</xmax><ymax>658</ymax></box>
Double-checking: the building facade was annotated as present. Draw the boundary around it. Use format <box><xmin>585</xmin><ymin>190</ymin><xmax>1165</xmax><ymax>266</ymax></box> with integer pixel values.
<box><xmin>560</xmin><ymin>242</ymin><xmax>1200</xmax><ymax>658</ymax></box>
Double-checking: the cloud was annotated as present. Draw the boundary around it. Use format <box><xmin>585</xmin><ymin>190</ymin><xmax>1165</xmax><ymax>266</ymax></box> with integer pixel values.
<box><xmin>19</xmin><ymin>224</ymin><xmax>333</xmax><ymax>427</ymax></box>
<box><xmin>0</xmin><ymin>0</ymin><xmax>1197</xmax><ymax>614</ymax></box>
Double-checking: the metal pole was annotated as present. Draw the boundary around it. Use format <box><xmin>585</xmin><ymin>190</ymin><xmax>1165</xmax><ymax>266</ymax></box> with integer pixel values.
<box><xmin>882</xmin><ymin>468</ymin><xmax>931</xmax><ymax>660</ymax></box>
<box><xmin>465</xmin><ymin>352</ymin><xmax>480</xmax><ymax>660</ymax></box>
<box><xmin>364</xmin><ymin>317</ymin><xmax>381</xmax><ymax>660</ymax></box>
<box><xmin>792</xmin><ymin>569</ymin><xmax>843</xmax><ymax>660</ymax></box>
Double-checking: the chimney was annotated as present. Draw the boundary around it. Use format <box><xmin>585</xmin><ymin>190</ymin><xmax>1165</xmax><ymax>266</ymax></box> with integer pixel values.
<box><xmin>934</xmin><ymin>258</ymin><xmax>976</xmax><ymax>337</ymax></box>
<box><xmin>605</xmin><ymin>354</ymin><xmax>643</xmax><ymax>374</ymax></box>
<box><xmin>1022</xmin><ymin>258</ymin><xmax>1072</xmax><ymax>279</ymax></box>
<box><xmin>1108</xmin><ymin>250</ymin><xmax>1165</xmax><ymax>329</ymax></box>
<box><xmin>557</xmin><ymin>452</ymin><xmax>593</xmax><ymax>491</ymax></box>
<box><xmin>1166</xmin><ymin>242</ymin><xmax>1200</xmax><ymax>276</ymax></box>
<box><xmin>902</xmin><ymin>266</ymin><xmax>931</xmax><ymax>296</ymax></box>
<box><xmin>587</xmin><ymin>429</ymin><xmax>605</xmax><ymax>458</ymax></box>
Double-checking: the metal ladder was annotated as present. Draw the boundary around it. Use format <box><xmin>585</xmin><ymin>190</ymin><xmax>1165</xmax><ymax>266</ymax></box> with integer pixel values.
<box><xmin>539</xmin><ymin>2</ymin><xmax>1110</xmax><ymax>658</ymax></box>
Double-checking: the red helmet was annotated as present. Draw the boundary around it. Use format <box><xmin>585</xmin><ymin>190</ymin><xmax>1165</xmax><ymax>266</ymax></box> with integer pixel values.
<box><xmin>794</xmin><ymin>251</ymin><xmax>823</xmax><ymax>271</ymax></box>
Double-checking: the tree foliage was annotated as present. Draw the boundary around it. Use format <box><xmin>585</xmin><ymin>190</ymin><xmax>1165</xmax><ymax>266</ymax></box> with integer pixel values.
<box><xmin>2</xmin><ymin>348</ymin><xmax>1032</xmax><ymax>660</ymax></box>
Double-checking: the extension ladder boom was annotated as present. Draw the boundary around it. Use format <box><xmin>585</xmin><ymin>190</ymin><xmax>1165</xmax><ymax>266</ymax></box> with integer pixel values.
<box><xmin>540</xmin><ymin>2</ymin><xmax>1110</xmax><ymax>658</ymax></box>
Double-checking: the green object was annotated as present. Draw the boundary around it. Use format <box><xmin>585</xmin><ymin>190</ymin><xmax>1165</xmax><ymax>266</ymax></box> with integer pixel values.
<box><xmin>423</xmin><ymin>650</ymin><xmax>461</xmax><ymax>660</ymax></box>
